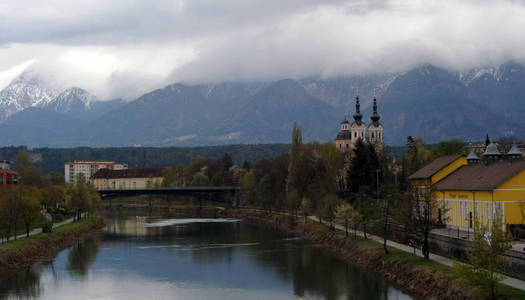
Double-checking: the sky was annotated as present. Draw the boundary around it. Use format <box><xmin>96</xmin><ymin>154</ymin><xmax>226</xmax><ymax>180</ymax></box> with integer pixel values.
<box><xmin>1</xmin><ymin>0</ymin><xmax>525</xmax><ymax>100</ymax></box>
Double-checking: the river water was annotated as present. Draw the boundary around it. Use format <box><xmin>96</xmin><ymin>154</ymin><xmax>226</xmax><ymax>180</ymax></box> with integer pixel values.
<box><xmin>0</xmin><ymin>214</ymin><xmax>413</xmax><ymax>299</ymax></box>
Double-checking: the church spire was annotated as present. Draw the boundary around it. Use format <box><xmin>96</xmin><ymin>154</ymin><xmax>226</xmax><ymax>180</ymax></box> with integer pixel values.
<box><xmin>353</xmin><ymin>87</ymin><xmax>363</xmax><ymax>124</ymax></box>
<box><xmin>370</xmin><ymin>89</ymin><xmax>380</xmax><ymax>125</ymax></box>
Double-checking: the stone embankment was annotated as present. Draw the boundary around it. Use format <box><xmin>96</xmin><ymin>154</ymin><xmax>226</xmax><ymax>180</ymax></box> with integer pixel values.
<box><xmin>225</xmin><ymin>209</ymin><xmax>473</xmax><ymax>300</ymax></box>
<box><xmin>0</xmin><ymin>217</ymin><xmax>106</xmax><ymax>277</ymax></box>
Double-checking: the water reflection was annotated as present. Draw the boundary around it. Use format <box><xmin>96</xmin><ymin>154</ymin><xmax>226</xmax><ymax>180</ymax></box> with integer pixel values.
<box><xmin>0</xmin><ymin>215</ymin><xmax>413</xmax><ymax>300</ymax></box>
<box><xmin>66</xmin><ymin>236</ymin><xmax>100</xmax><ymax>278</ymax></box>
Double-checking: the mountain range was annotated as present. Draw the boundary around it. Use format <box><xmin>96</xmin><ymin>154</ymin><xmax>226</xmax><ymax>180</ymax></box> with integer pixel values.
<box><xmin>1</xmin><ymin>62</ymin><xmax>524</xmax><ymax>147</ymax></box>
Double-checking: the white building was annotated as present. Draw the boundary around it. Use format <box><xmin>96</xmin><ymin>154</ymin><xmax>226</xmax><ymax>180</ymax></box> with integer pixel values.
<box><xmin>0</xmin><ymin>160</ymin><xmax>11</xmax><ymax>170</ymax></box>
<box><xmin>65</xmin><ymin>160</ymin><xmax>128</xmax><ymax>184</ymax></box>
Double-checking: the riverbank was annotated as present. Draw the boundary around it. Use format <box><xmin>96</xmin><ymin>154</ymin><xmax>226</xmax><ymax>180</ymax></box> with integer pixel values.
<box><xmin>224</xmin><ymin>209</ymin><xmax>525</xmax><ymax>300</ymax></box>
<box><xmin>0</xmin><ymin>216</ymin><xmax>106</xmax><ymax>278</ymax></box>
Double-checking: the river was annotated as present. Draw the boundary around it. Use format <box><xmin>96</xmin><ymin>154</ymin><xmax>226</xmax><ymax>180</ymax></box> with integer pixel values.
<box><xmin>0</xmin><ymin>214</ymin><xmax>413</xmax><ymax>299</ymax></box>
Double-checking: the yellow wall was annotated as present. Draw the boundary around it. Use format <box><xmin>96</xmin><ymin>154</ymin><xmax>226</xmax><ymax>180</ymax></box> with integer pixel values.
<box><xmin>431</xmin><ymin>156</ymin><xmax>467</xmax><ymax>184</ymax></box>
<box><xmin>92</xmin><ymin>177</ymin><xmax>163</xmax><ymax>190</ymax></box>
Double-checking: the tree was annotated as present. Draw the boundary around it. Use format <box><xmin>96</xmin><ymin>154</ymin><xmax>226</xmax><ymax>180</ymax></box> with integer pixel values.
<box><xmin>19</xmin><ymin>186</ymin><xmax>42</xmax><ymax>237</ymax></box>
<box><xmin>454</xmin><ymin>208</ymin><xmax>511</xmax><ymax>299</ymax></box>
<box><xmin>41</xmin><ymin>185</ymin><xmax>65</xmax><ymax>211</ymax></box>
<box><xmin>192</xmin><ymin>172</ymin><xmax>209</xmax><ymax>187</ymax></box>
<box><xmin>47</xmin><ymin>171</ymin><xmax>65</xmax><ymax>185</ymax></box>
<box><xmin>240</xmin><ymin>171</ymin><xmax>257</xmax><ymax>206</ymax></box>
<box><xmin>16</xmin><ymin>149</ymin><xmax>29</xmax><ymax>175</ymax></box>
<box><xmin>354</xmin><ymin>186</ymin><xmax>376</xmax><ymax>239</ymax></box>
<box><xmin>286</xmin><ymin>189</ymin><xmax>301</xmax><ymax>218</ymax></box>
<box><xmin>319</xmin><ymin>142</ymin><xmax>344</xmax><ymax>193</ymax></box>
<box><xmin>299</xmin><ymin>197</ymin><xmax>312</xmax><ymax>222</ymax></box>
<box><xmin>321</xmin><ymin>194</ymin><xmax>339</xmax><ymax>231</ymax></box>
<box><xmin>221</xmin><ymin>153</ymin><xmax>233</xmax><ymax>172</ymax></box>
<box><xmin>210</xmin><ymin>171</ymin><xmax>224</xmax><ymax>186</ymax></box>
<box><xmin>335</xmin><ymin>202</ymin><xmax>355</xmax><ymax>237</ymax></box>
<box><xmin>430</xmin><ymin>139</ymin><xmax>465</xmax><ymax>160</ymax></box>
<box><xmin>67</xmin><ymin>174</ymin><xmax>100</xmax><ymax>220</ymax></box>
<box><xmin>406</xmin><ymin>184</ymin><xmax>446</xmax><ymax>260</ymax></box>
<box><xmin>405</xmin><ymin>136</ymin><xmax>431</xmax><ymax>176</ymax></box>
<box><xmin>286</xmin><ymin>121</ymin><xmax>303</xmax><ymax>192</ymax></box>
<box><xmin>346</xmin><ymin>139</ymin><xmax>380</xmax><ymax>198</ymax></box>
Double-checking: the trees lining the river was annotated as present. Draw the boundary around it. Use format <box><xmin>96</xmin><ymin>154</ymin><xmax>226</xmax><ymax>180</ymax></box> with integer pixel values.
<box><xmin>0</xmin><ymin>150</ymin><xmax>100</xmax><ymax>242</ymax></box>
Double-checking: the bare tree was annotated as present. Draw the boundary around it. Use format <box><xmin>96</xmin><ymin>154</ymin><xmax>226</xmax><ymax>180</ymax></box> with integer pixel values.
<box><xmin>406</xmin><ymin>185</ymin><xmax>447</xmax><ymax>259</ymax></box>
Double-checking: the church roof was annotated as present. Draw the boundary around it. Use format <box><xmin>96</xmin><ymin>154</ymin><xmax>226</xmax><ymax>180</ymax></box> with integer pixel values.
<box><xmin>335</xmin><ymin>130</ymin><xmax>351</xmax><ymax>140</ymax></box>
<box><xmin>433</xmin><ymin>161</ymin><xmax>525</xmax><ymax>191</ymax></box>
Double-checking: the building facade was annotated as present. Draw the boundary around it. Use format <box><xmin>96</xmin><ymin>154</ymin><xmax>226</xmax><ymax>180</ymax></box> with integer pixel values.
<box><xmin>65</xmin><ymin>160</ymin><xmax>128</xmax><ymax>184</ymax></box>
<box><xmin>0</xmin><ymin>160</ymin><xmax>18</xmax><ymax>188</ymax></box>
<box><xmin>91</xmin><ymin>168</ymin><xmax>164</xmax><ymax>190</ymax></box>
<box><xmin>335</xmin><ymin>92</ymin><xmax>383</xmax><ymax>152</ymax></box>
<box><xmin>409</xmin><ymin>143</ymin><xmax>525</xmax><ymax>234</ymax></box>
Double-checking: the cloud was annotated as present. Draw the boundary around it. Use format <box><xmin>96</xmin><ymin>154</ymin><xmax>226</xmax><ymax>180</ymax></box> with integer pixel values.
<box><xmin>0</xmin><ymin>0</ymin><xmax>524</xmax><ymax>99</ymax></box>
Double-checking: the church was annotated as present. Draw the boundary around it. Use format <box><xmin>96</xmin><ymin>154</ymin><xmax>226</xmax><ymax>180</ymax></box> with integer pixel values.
<box><xmin>335</xmin><ymin>91</ymin><xmax>383</xmax><ymax>152</ymax></box>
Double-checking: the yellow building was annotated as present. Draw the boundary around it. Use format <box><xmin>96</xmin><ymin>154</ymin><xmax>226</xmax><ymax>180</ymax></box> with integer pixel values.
<box><xmin>91</xmin><ymin>168</ymin><xmax>164</xmax><ymax>190</ymax></box>
<box><xmin>408</xmin><ymin>154</ymin><xmax>467</xmax><ymax>196</ymax></box>
<box><xmin>409</xmin><ymin>143</ymin><xmax>525</xmax><ymax>234</ymax></box>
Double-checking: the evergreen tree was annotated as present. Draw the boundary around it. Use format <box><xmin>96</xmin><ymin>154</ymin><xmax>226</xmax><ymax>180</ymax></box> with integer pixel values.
<box><xmin>346</xmin><ymin>138</ymin><xmax>380</xmax><ymax>200</ymax></box>
<box><xmin>286</xmin><ymin>121</ymin><xmax>302</xmax><ymax>192</ymax></box>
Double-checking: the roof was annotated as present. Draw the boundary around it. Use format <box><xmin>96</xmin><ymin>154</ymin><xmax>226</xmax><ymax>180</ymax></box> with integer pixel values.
<box><xmin>508</xmin><ymin>144</ymin><xmax>522</xmax><ymax>156</ymax></box>
<box><xmin>335</xmin><ymin>130</ymin><xmax>351</xmax><ymax>140</ymax></box>
<box><xmin>466</xmin><ymin>149</ymin><xmax>480</xmax><ymax>160</ymax></box>
<box><xmin>91</xmin><ymin>168</ymin><xmax>163</xmax><ymax>179</ymax></box>
<box><xmin>67</xmin><ymin>160</ymin><xmax>128</xmax><ymax>165</ymax></box>
<box><xmin>408</xmin><ymin>154</ymin><xmax>464</xmax><ymax>180</ymax></box>
<box><xmin>433</xmin><ymin>160</ymin><xmax>525</xmax><ymax>191</ymax></box>
<box><xmin>483</xmin><ymin>142</ymin><xmax>501</xmax><ymax>156</ymax></box>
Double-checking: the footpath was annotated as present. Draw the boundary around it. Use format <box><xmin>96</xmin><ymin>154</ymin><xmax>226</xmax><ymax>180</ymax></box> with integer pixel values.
<box><xmin>0</xmin><ymin>214</ymin><xmax>84</xmax><ymax>243</ymax></box>
<box><xmin>307</xmin><ymin>215</ymin><xmax>525</xmax><ymax>292</ymax></box>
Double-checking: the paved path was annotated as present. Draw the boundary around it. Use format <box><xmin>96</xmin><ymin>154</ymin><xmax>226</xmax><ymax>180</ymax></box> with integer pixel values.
<box><xmin>308</xmin><ymin>216</ymin><xmax>525</xmax><ymax>291</ymax></box>
<box><xmin>1</xmin><ymin>214</ymin><xmax>83</xmax><ymax>243</ymax></box>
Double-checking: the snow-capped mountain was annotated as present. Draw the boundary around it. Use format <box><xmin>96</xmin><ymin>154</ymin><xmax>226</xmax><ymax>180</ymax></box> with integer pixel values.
<box><xmin>0</xmin><ymin>72</ymin><xmax>59</xmax><ymax>122</ymax></box>
<box><xmin>42</xmin><ymin>87</ymin><xmax>96</xmax><ymax>115</ymax></box>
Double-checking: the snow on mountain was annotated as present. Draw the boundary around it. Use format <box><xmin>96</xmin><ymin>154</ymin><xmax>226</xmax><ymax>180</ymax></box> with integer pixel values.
<box><xmin>0</xmin><ymin>72</ymin><xmax>59</xmax><ymax>122</ymax></box>
<box><xmin>43</xmin><ymin>87</ymin><xmax>96</xmax><ymax>114</ymax></box>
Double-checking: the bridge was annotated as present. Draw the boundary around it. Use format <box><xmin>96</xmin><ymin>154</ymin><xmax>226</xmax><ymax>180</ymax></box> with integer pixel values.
<box><xmin>98</xmin><ymin>186</ymin><xmax>241</xmax><ymax>206</ymax></box>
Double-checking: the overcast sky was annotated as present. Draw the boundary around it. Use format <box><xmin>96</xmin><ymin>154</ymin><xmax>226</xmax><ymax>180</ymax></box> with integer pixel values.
<box><xmin>1</xmin><ymin>0</ymin><xmax>524</xmax><ymax>100</ymax></box>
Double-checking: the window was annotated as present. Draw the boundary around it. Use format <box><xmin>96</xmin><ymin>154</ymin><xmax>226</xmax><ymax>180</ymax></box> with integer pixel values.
<box><xmin>354</xmin><ymin>132</ymin><xmax>357</xmax><ymax>138</ymax></box>
<box><xmin>346</xmin><ymin>144</ymin><xmax>349</xmax><ymax>149</ymax></box>
<box><xmin>371</xmin><ymin>133</ymin><xmax>374</xmax><ymax>138</ymax></box>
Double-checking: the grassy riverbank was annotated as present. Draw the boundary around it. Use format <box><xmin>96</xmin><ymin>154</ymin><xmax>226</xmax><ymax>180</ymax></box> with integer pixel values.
<box><xmin>0</xmin><ymin>216</ymin><xmax>106</xmax><ymax>277</ymax></box>
<box><xmin>225</xmin><ymin>209</ymin><xmax>525</xmax><ymax>300</ymax></box>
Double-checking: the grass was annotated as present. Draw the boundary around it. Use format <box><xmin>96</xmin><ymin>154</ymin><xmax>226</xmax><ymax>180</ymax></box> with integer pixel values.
<box><xmin>307</xmin><ymin>218</ymin><xmax>525</xmax><ymax>299</ymax></box>
<box><xmin>0</xmin><ymin>217</ymin><xmax>99</xmax><ymax>255</ymax></box>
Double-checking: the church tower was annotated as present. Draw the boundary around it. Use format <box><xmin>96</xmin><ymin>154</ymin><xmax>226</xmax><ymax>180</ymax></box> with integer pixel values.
<box><xmin>368</xmin><ymin>91</ymin><xmax>383</xmax><ymax>151</ymax></box>
<box><xmin>351</xmin><ymin>89</ymin><xmax>367</xmax><ymax>146</ymax></box>
<box><xmin>335</xmin><ymin>115</ymin><xmax>352</xmax><ymax>152</ymax></box>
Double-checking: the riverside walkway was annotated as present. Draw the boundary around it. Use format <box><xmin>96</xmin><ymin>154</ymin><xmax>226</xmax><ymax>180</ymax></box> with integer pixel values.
<box><xmin>308</xmin><ymin>215</ymin><xmax>525</xmax><ymax>292</ymax></box>
<box><xmin>0</xmin><ymin>214</ymin><xmax>84</xmax><ymax>243</ymax></box>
